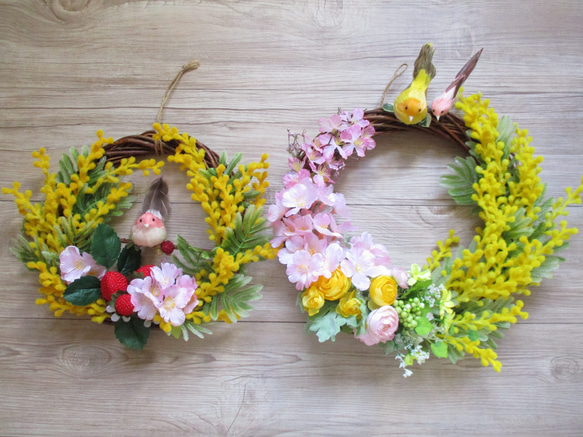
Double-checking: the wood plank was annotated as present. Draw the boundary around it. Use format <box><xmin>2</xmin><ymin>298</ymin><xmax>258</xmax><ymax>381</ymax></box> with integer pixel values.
<box><xmin>1</xmin><ymin>0</ymin><xmax>583</xmax><ymax>435</ymax></box>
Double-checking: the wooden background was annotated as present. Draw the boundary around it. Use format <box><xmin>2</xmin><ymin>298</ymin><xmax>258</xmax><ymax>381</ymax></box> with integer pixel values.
<box><xmin>1</xmin><ymin>1</ymin><xmax>582</xmax><ymax>435</ymax></box>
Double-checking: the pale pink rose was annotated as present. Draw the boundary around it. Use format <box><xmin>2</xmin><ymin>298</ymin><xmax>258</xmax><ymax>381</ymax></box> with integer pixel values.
<box><xmin>357</xmin><ymin>306</ymin><xmax>400</xmax><ymax>346</ymax></box>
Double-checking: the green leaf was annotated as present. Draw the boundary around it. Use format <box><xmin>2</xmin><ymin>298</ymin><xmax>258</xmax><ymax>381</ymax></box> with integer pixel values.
<box><xmin>185</xmin><ymin>322</ymin><xmax>213</xmax><ymax>339</ymax></box>
<box><xmin>530</xmin><ymin>255</ymin><xmax>563</xmax><ymax>282</ymax></box>
<box><xmin>440</xmin><ymin>156</ymin><xmax>479</xmax><ymax>206</ymax></box>
<box><xmin>117</xmin><ymin>245</ymin><xmax>142</xmax><ymax>275</ymax></box>
<box><xmin>170</xmin><ymin>325</ymin><xmax>182</xmax><ymax>340</ymax></box>
<box><xmin>308</xmin><ymin>311</ymin><xmax>344</xmax><ymax>342</ymax></box>
<box><xmin>114</xmin><ymin>318</ymin><xmax>150</xmax><ymax>350</ymax></box>
<box><xmin>63</xmin><ymin>276</ymin><xmax>102</xmax><ymax>306</ymax></box>
<box><xmin>414</xmin><ymin>316</ymin><xmax>433</xmax><ymax>336</ymax></box>
<box><xmin>382</xmin><ymin>103</ymin><xmax>394</xmax><ymax>113</ymax></box>
<box><xmin>225</xmin><ymin>153</ymin><xmax>243</xmax><ymax>175</ymax></box>
<box><xmin>468</xmin><ymin>329</ymin><xmax>480</xmax><ymax>341</ymax></box>
<box><xmin>418</xmin><ymin>113</ymin><xmax>432</xmax><ymax>127</ymax></box>
<box><xmin>431</xmin><ymin>341</ymin><xmax>449</xmax><ymax>358</ymax></box>
<box><xmin>91</xmin><ymin>224</ymin><xmax>121</xmax><ymax>268</ymax></box>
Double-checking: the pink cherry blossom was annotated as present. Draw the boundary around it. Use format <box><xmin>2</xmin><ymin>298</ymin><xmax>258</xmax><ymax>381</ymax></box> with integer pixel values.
<box><xmin>282</xmin><ymin>181</ymin><xmax>318</xmax><ymax>216</ymax></box>
<box><xmin>319</xmin><ymin>114</ymin><xmax>343</xmax><ymax>133</ymax></box>
<box><xmin>319</xmin><ymin>133</ymin><xmax>347</xmax><ymax>163</ymax></box>
<box><xmin>283</xmin><ymin>168</ymin><xmax>311</xmax><ymax>189</ymax></box>
<box><xmin>152</xmin><ymin>263</ymin><xmax>182</xmax><ymax>290</ymax></box>
<box><xmin>278</xmin><ymin>235</ymin><xmax>306</xmax><ymax>265</ymax></box>
<box><xmin>340</xmin><ymin>246</ymin><xmax>386</xmax><ymax>291</ymax></box>
<box><xmin>389</xmin><ymin>267</ymin><xmax>410</xmax><ymax>289</ymax></box>
<box><xmin>350</xmin><ymin>232</ymin><xmax>391</xmax><ymax>267</ymax></box>
<box><xmin>340</xmin><ymin>108</ymin><xmax>370</xmax><ymax>129</ymax></box>
<box><xmin>59</xmin><ymin>245</ymin><xmax>106</xmax><ymax>283</ymax></box>
<box><xmin>357</xmin><ymin>306</ymin><xmax>400</xmax><ymax>345</ymax></box>
<box><xmin>158</xmin><ymin>284</ymin><xmax>195</xmax><ymax>327</ymax></box>
<box><xmin>286</xmin><ymin>249</ymin><xmax>325</xmax><ymax>290</ymax></box>
<box><xmin>267</xmin><ymin>192</ymin><xmax>288</xmax><ymax>224</ymax></box>
<box><xmin>340</xmin><ymin>125</ymin><xmax>376</xmax><ymax>158</ymax></box>
<box><xmin>312</xmin><ymin>212</ymin><xmax>342</xmax><ymax>238</ymax></box>
<box><xmin>322</xmin><ymin>242</ymin><xmax>346</xmax><ymax>278</ymax></box>
<box><xmin>128</xmin><ymin>277</ymin><xmax>159</xmax><ymax>321</ymax></box>
<box><xmin>128</xmin><ymin>265</ymin><xmax>199</xmax><ymax>327</ymax></box>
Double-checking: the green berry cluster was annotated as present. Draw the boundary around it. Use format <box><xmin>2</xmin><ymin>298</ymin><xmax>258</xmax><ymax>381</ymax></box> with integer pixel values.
<box><xmin>393</xmin><ymin>298</ymin><xmax>426</xmax><ymax>329</ymax></box>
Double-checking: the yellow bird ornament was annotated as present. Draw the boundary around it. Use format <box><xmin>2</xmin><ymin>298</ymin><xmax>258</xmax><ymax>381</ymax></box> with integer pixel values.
<box><xmin>393</xmin><ymin>43</ymin><xmax>436</xmax><ymax>125</ymax></box>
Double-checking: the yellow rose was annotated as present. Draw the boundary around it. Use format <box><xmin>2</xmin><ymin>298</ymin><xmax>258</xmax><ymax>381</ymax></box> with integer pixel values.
<box><xmin>312</xmin><ymin>268</ymin><xmax>351</xmax><ymax>301</ymax></box>
<box><xmin>336</xmin><ymin>290</ymin><xmax>363</xmax><ymax>318</ymax></box>
<box><xmin>369</xmin><ymin>275</ymin><xmax>398</xmax><ymax>307</ymax></box>
<box><xmin>301</xmin><ymin>287</ymin><xmax>325</xmax><ymax>316</ymax></box>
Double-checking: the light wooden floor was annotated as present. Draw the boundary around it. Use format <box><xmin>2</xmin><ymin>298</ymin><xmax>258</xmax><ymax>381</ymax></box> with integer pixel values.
<box><xmin>1</xmin><ymin>1</ymin><xmax>582</xmax><ymax>436</ymax></box>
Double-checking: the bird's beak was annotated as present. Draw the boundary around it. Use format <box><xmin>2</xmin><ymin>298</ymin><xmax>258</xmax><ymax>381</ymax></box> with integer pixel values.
<box><xmin>436</xmin><ymin>115</ymin><xmax>440</xmax><ymax>121</ymax></box>
<box><xmin>144</xmin><ymin>223</ymin><xmax>150</xmax><ymax>228</ymax></box>
<box><xmin>409</xmin><ymin>115</ymin><xmax>414</xmax><ymax>122</ymax></box>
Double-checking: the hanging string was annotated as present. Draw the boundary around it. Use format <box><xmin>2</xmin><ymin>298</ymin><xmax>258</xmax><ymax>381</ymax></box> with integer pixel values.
<box><xmin>378</xmin><ymin>63</ymin><xmax>408</xmax><ymax>107</ymax></box>
<box><xmin>154</xmin><ymin>59</ymin><xmax>201</xmax><ymax>155</ymax></box>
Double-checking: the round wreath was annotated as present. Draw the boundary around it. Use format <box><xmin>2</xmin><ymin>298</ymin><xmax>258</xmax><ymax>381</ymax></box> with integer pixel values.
<box><xmin>3</xmin><ymin>120</ymin><xmax>274</xmax><ymax>350</ymax></box>
<box><xmin>269</xmin><ymin>50</ymin><xmax>583</xmax><ymax>375</ymax></box>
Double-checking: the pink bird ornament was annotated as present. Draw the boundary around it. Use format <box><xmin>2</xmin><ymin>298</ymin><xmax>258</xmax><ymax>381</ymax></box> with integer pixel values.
<box><xmin>431</xmin><ymin>48</ymin><xmax>483</xmax><ymax>120</ymax></box>
<box><xmin>130</xmin><ymin>177</ymin><xmax>171</xmax><ymax>247</ymax></box>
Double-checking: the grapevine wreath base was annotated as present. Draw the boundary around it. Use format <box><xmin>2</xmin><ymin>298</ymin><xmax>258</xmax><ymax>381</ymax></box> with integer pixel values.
<box><xmin>269</xmin><ymin>90</ymin><xmax>583</xmax><ymax>375</ymax></box>
<box><xmin>4</xmin><ymin>120</ymin><xmax>275</xmax><ymax>350</ymax></box>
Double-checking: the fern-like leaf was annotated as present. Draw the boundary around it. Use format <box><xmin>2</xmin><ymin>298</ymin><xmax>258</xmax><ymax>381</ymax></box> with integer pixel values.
<box><xmin>440</xmin><ymin>156</ymin><xmax>479</xmax><ymax>206</ymax></box>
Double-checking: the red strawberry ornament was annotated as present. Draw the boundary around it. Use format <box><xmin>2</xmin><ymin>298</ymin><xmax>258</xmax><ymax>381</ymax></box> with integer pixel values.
<box><xmin>100</xmin><ymin>271</ymin><xmax>128</xmax><ymax>301</ymax></box>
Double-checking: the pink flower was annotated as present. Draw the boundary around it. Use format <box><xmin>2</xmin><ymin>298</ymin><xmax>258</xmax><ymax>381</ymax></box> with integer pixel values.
<box><xmin>158</xmin><ymin>283</ymin><xmax>196</xmax><ymax>327</ymax></box>
<box><xmin>128</xmin><ymin>277</ymin><xmax>159</xmax><ymax>321</ymax></box>
<box><xmin>312</xmin><ymin>212</ymin><xmax>342</xmax><ymax>238</ymax></box>
<box><xmin>357</xmin><ymin>306</ymin><xmax>400</xmax><ymax>346</ymax></box>
<box><xmin>340</xmin><ymin>125</ymin><xmax>376</xmax><ymax>158</ymax></box>
<box><xmin>350</xmin><ymin>232</ymin><xmax>391</xmax><ymax>266</ymax></box>
<box><xmin>319</xmin><ymin>133</ymin><xmax>347</xmax><ymax>162</ymax></box>
<box><xmin>267</xmin><ymin>192</ymin><xmax>287</xmax><ymax>224</ymax></box>
<box><xmin>340</xmin><ymin>108</ymin><xmax>370</xmax><ymax>129</ymax></box>
<box><xmin>283</xmin><ymin>169</ymin><xmax>311</xmax><ymax>189</ymax></box>
<box><xmin>319</xmin><ymin>114</ymin><xmax>343</xmax><ymax>133</ymax></box>
<box><xmin>59</xmin><ymin>245</ymin><xmax>106</xmax><ymax>283</ymax></box>
<box><xmin>389</xmin><ymin>267</ymin><xmax>410</xmax><ymax>289</ymax></box>
<box><xmin>340</xmin><ymin>246</ymin><xmax>386</xmax><ymax>291</ymax></box>
<box><xmin>128</xmin><ymin>264</ymin><xmax>199</xmax><ymax>327</ymax></box>
<box><xmin>278</xmin><ymin>235</ymin><xmax>306</xmax><ymax>265</ymax></box>
<box><xmin>321</xmin><ymin>191</ymin><xmax>350</xmax><ymax>219</ymax></box>
<box><xmin>282</xmin><ymin>181</ymin><xmax>318</xmax><ymax>216</ymax></box>
<box><xmin>152</xmin><ymin>262</ymin><xmax>182</xmax><ymax>289</ymax></box>
<box><xmin>322</xmin><ymin>242</ymin><xmax>346</xmax><ymax>277</ymax></box>
<box><xmin>286</xmin><ymin>249</ymin><xmax>325</xmax><ymax>290</ymax></box>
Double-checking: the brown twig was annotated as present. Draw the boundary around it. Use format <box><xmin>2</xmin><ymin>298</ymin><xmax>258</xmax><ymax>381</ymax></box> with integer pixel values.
<box><xmin>103</xmin><ymin>130</ymin><xmax>220</xmax><ymax>168</ymax></box>
<box><xmin>363</xmin><ymin>109</ymin><xmax>470</xmax><ymax>153</ymax></box>
<box><xmin>101</xmin><ymin>59</ymin><xmax>221</xmax><ymax>169</ymax></box>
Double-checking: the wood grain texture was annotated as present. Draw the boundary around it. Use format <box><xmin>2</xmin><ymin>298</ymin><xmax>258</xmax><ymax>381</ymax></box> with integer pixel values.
<box><xmin>1</xmin><ymin>0</ymin><xmax>582</xmax><ymax>435</ymax></box>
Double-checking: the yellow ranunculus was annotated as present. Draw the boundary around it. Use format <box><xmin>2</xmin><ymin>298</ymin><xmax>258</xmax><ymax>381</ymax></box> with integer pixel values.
<box><xmin>301</xmin><ymin>288</ymin><xmax>325</xmax><ymax>316</ymax></box>
<box><xmin>369</xmin><ymin>275</ymin><xmax>398</xmax><ymax>307</ymax></box>
<box><xmin>312</xmin><ymin>268</ymin><xmax>351</xmax><ymax>301</ymax></box>
<box><xmin>336</xmin><ymin>290</ymin><xmax>363</xmax><ymax>318</ymax></box>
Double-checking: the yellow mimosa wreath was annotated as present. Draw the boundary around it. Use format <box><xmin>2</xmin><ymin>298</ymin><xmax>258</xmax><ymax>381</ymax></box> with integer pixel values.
<box><xmin>3</xmin><ymin>123</ymin><xmax>275</xmax><ymax>349</ymax></box>
<box><xmin>269</xmin><ymin>92</ymin><xmax>583</xmax><ymax>375</ymax></box>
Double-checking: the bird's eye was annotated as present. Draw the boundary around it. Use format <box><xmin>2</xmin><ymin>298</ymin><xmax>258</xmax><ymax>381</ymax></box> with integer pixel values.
<box><xmin>139</xmin><ymin>218</ymin><xmax>142</xmax><ymax>223</ymax></box>
<box><xmin>152</xmin><ymin>217</ymin><xmax>155</xmax><ymax>222</ymax></box>
<box><xmin>405</xmin><ymin>105</ymin><xmax>408</xmax><ymax>110</ymax></box>
<box><xmin>418</xmin><ymin>108</ymin><xmax>421</xmax><ymax>112</ymax></box>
